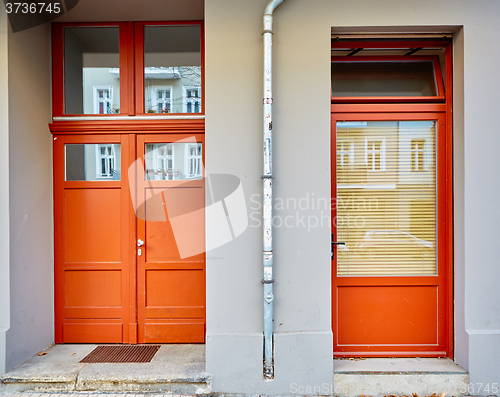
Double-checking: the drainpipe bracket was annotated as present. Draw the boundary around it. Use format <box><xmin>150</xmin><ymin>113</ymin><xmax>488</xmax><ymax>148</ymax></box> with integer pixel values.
<box><xmin>261</xmin><ymin>279</ymin><xmax>275</xmax><ymax>284</ymax></box>
<box><xmin>261</xmin><ymin>30</ymin><xmax>274</xmax><ymax>35</ymax></box>
<box><xmin>261</xmin><ymin>175</ymin><xmax>274</xmax><ymax>179</ymax></box>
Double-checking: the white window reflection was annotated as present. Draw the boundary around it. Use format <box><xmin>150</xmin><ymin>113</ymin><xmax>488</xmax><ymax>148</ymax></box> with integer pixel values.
<box><xmin>182</xmin><ymin>85</ymin><xmax>201</xmax><ymax>113</ymax></box>
<box><xmin>145</xmin><ymin>143</ymin><xmax>202</xmax><ymax>180</ymax></box>
<box><xmin>365</xmin><ymin>138</ymin><xmax>386</xmax><ymax>172</ymax></box>
<box><xmin>93</xmin><ymin>86</ymin><xmax>114</xmax><ymax>114</ymax></box>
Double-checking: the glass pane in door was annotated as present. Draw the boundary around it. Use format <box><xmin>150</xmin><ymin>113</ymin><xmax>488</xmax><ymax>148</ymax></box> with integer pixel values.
<box><xmin>65</xmin><ymin>143</ymin><xmax>121</xmax><ymax>181</ymax></box>
<box><xmin>145</xmin><ymin>143</ymin><xmax>202</xmax><ymax>180</ymax></box>
<box><xmin>336</xmin><ymin>120</ymin><xmax>436</xmax><ymax>275</ymax></box>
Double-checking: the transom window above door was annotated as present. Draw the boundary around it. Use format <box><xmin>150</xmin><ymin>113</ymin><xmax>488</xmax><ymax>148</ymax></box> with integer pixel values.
<box><xmin>53</xmin><ymin>21</ymin><xmax>203</xmax><ymax>117</ymax></box>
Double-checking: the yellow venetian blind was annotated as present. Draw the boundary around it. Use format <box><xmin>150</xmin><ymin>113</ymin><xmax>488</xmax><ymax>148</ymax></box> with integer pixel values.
<box><xmin>336</xmin><ymin>121</ymin><xmax>436</xmax><ymax>276</ymax></box>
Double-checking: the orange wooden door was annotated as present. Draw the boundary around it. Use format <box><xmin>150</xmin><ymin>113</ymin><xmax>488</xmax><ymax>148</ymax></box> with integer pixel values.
<box><xmin>331</xmin><ymin>113</ymin><xmax>453</xmax><ymax>357</ymax></box>
<box><xmin>54</xmin><ymin>134</ymin><xmax>135</xmax><ymax>343</ymax></box>
<box><xmin>55</xmin><ymin>133</ymin><xmax>205</xmax><ymax>344</ymax></box>
<box><xmin>135</xmin><ymin>134</ymin><xmax>206</xmax><ymax>343</ymax></box>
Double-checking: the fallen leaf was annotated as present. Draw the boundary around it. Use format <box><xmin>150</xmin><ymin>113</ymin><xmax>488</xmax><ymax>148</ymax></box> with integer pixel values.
<box><xmin>72</xmin><ymin>353</ymin><xmax>76</xmax><ymax>356</ymax></box>
<box><xmin>38</xmin><ymin>352</ymin><xmax>47</xmax><ymax>356</ymax></box>
<box><xmin>440</xmin><ymin>393</ymin><xmax>446</xmax><ymax>397</ymax></box>
<box><xmin>348</xmin><ymin>357</ymin><xmax>354</xmax><ymax>360</ymax></box>
<box><xmin>412</xmin><ymin>393</ymin><xmax>419</xmax><ymax>397</ymax></box>
<box><xmin>360</xmin><ymin>394</ymin><xmax>365</xmax><ymax>397</ymax></box>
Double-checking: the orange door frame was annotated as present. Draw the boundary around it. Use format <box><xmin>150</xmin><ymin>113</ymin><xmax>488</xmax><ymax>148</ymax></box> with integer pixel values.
<box><xmin>331</xmin><ymin>41</ymin><xmax>454</xmax><ymax>357</ymax></box>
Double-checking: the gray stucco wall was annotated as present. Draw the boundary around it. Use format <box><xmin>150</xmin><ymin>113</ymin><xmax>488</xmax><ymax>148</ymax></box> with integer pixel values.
<box><xmin>0</xmin><ymin>4</ymin><xmax>10</xmax><ymax>375</ymax></box>
<box><xmin>205</xmin><ymin>0</ymin><xmax>500</xmax><ymax>393</ymax></box>
<box><xmin>6</xmin><ymin>22</ymin><xmax>53</xmax><ymax>371</ymax></box>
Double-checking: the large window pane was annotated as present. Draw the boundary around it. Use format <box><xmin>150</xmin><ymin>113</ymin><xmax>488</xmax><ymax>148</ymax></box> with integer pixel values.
<box><xmin>144</xmin><ymin>25</ymin><xmax>201</xmax><ymax>114</ymax></box>
<box><xmin>332</xmin><ymin>61</ymin><xmax>438</xmax><ymax>97</ymax></box>
<box><xmin>336</xmin><ymin>121</ymin><xmax>436</xmax><ymax>275</ymax></box>
<box><xmin>64</xmin><ymin>27</ymin><xmax>120</xmax><ymax>114</ymax></box>
<box><xmin>66</xmin><ymin>144</ymin><xmax>121</xmax><ymax>181</ymax></box>
<box><xmin>145</xmin><ymin>143</ymin><xmax>202</xmax><ymax>180</ymax></box>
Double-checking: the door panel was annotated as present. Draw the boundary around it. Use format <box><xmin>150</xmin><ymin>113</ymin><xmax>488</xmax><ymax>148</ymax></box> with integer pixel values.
<box><xmin>65</xmin><ymin>189</ymin><xmax>121</xmax><ymax>262</ymax></box>
<box><xmin>136</xmin><ymin>134</ymin><xmax>205</xmax><ymax>343</ymax></box>
<box><xmin>337</xmin><ymin>286</ymin><xmax>438</xmax><ymax>345</ymax></box>
<box><xmin>332</xmin><ymin>113</ymin><xmax>449</xmax><ymax>356</ymax></box>
<box><xmin>54</xmin><ymin>135</ymin><xmax>132</xmax><ymax>343</ymax></box>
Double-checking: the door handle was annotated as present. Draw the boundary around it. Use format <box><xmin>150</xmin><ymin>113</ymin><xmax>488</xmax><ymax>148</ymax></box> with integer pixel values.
<box><xmin>331</xmin><ymin>234</ymin><xmax>345</xmax><ymax>260</ymax></box>
<box><xmin>137</xmin><ymin>239</ymin><xmax>144</xmax><ymax>247</ymax></box>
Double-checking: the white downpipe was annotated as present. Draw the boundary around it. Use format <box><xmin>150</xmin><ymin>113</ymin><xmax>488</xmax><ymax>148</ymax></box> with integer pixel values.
<box><xmin>262</xmin><ymin>0</ymin><xmax>284</xmax><ymax>380</ymax></box>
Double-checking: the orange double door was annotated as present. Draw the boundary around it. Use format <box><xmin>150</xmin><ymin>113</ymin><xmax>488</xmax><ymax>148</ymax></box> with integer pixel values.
<box><xmin>54</xmin><ymin>133</ymin><xmax>205</xmax><ymax>344</ymax></box>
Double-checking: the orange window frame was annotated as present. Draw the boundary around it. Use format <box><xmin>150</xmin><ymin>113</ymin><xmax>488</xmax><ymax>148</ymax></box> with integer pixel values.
<box><xmin>330</xmin><ymin>40</ymin><xmax>454</xmax><ymax>357</ymax></box>
<box><xmin>52</xmin><ymin>21</ymin><xmax>204</xmax><ymax>118</ymax></box>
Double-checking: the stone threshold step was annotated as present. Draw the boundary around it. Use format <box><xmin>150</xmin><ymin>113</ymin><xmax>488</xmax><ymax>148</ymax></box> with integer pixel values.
<box><xmin>0</xmin><ymin>363</ymin><xmax>211</xmax><ymax>393</ymax></box>
<box><xmin>333</xmin><ymin>358</ymin><xmax>469</xmax><ymax>397</ymax></box>
<box><xmin>0</xmin><ymin>345</ymin><xmax>211</xmax><ymax>394</ymax></box>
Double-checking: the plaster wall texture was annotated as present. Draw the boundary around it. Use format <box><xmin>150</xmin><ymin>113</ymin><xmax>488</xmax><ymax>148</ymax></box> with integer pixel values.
<box><xmin>0</xmin><ymin>2</ymin><xmax>10</xmax><ymax>376</ymax></box>
<box><xmin>205</xmin><ymin>0</ymin><xmax>499</xmax><ymax>393</ymax></box>
<box><xmin>6</xmin><ymin>22</ymin><xmax>53</xmax><ymax>371</ymax></box>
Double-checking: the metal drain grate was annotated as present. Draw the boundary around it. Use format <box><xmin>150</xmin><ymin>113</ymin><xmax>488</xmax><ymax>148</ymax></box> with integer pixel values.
<box><xmin>80</xmin><ymin>345</ymin><xmax>161</xmax><ymax>363</ymax></box>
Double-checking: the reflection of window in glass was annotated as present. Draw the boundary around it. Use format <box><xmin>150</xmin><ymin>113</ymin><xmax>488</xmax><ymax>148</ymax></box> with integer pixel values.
<box><xmin>96</xmin><ymin>144</ymin><xmax>116</xmax><ymax>178</ymax></box>
<box><xmin>93</xmin><ymin>86</ymin><xmax>113</xmax><ymax>114</ymax></box>
<box><xmin>411</xmin><ymin>139</ymin><xmax>425</xmax><ymax>171</ymax></box>
<box><xmin>145</xmin><ymin>143</ymin><xmax>176</xmax><ymax>180</ymax></box>
<box><xmin>157</xmin><ymin>144</ymin><xmax>174</xmax><ymax>173</ymax></box>
<box><xmin>183</xmin><ymin>86</ymin><xmax>201</xmax><ymax>113</ymax></box>
<box><xmin>337</xmin><ymin>140</ymin><xmax>354</xmax><ymax>168</ymax></box>
<box><xmin>148</xmin><ymin>86</ymin><xmax>172</xmax><ymax>113</ymax></box>
<box><xmin>185</xmin><ymin>143</ymin><xmax>202</xmax><ymax>178</ymax></box>
<box><xmin>365</xmin><ymin>138</ymin><xmax>386</xmax><ymax>171</ymax></box>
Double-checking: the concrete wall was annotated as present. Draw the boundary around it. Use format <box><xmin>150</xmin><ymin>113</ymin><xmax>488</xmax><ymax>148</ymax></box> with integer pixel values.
<box><xmin>0</xmin><ymin>3</ymin><xmax>10</xmax><ymax>375</ymax></box>
<box><xmin>6</xmin><ymin>21</ymin><xmax>53</xmax><ymax>371</ymax></box>
<box><xmin>205</xmin><ymin>0</ymin><xmax>500</xmax><ymax>393</ymax></box>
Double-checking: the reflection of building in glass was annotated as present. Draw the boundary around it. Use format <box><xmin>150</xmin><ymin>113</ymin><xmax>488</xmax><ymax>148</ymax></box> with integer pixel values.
<box><xmin>145</xmin><ymin>143</ymin><xmax>203</xmax><ymax>180</ymax></box>
<box><xmin>336</xmin><ymin>121</ymin><xmax>436</xmax><ymax>275</ymax></box>
<box><xmin>144</xmin><ymin>67</ymin><xmax>201</xmax><ymax>113</ymax></box>
<box><xmin>65</xmin><ymin>144</ymin><xmax>121</xmax><ymax>181</ymax></box>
